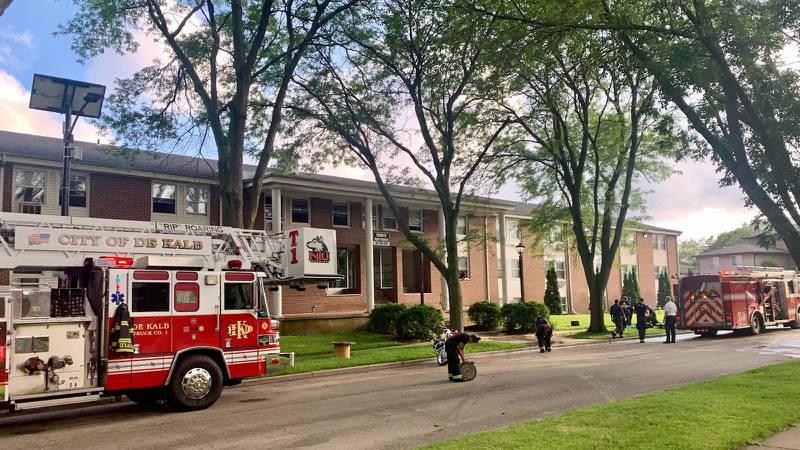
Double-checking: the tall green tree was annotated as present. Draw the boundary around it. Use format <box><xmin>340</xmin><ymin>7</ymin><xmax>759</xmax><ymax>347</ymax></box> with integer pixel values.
<box><xmin>656</xmin><ymin>270</ymin><xmax>670</xmax><ymax>307</ymax></box>
<box><xmin>544</xmin><ymin>265</ymin><xmax>562</xmax><ymax>315</ymax></box>
<box><xmin>286</xmin><ymin>0</ymin><xmax>518</xmax><ymax>331</ymax></box>
<box><xmin>499</xmin><ymin>31</ymin><xmax>678</xmax><ymax>333</ymax></box>
<box><xmin>60</xmin><ymin>0</ymin><xmax>357</xmax><ymax>227</ymax></box>
<box><xmin>596</xmin><ymin>0</ymin><xmax>800</xmax><ymax>269</ymax></box>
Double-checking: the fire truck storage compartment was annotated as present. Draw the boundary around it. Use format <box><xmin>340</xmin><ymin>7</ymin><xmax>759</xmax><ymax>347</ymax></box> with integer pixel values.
<box><xmin>7</xmin><ymin>282</ymin><xmax>97</xmax><ymax>397</ymax></box>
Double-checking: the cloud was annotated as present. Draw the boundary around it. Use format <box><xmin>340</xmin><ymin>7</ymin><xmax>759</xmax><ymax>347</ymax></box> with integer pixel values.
<box><xmin>0</xmin><ymin>25</ymin><xmax>34</xmax><ymax>68</ymax></box>
<box><xmin>640</xmin><ymin>158</ymin><xmax>754</xmax><ymax>235</ymax></box>
<box><xmin>0</xmin><ymin>69</ymin><xmax>103</xmax><ymax>142</ymax></box>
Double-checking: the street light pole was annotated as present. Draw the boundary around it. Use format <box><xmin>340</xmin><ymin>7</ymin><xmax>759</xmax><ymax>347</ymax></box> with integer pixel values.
<box><xmin>516</xmin><ymin>242</ymin><xmax>525</xmax><ymax>302</ymax></box>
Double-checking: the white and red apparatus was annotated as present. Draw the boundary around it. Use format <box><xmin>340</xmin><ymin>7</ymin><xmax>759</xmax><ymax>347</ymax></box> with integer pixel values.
<box><xmin>677</xmin><ymin>266</ymin><xmax>800</xmax><ymax>337</ymax></box>
<box><xmin>0</xmin><ymin>212</ymin><xmax>340</xmax><ymax>412</ymax></box>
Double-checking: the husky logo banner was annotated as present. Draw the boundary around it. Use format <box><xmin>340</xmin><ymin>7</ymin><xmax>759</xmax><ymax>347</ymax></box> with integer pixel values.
<box><xmin>306</xmin><ymin>236</ymin><xmax>330</xmax><ymax>263</ymax></box>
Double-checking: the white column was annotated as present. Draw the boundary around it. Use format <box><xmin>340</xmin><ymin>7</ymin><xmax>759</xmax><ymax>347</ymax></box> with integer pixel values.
<box><xmin>499</xmin><ymin>213</ymin><xmax>510</xmax><ymax>305</ymax></box>
<box><xmin>365</xmin><ymin>198</ymin><xmax>375</xmax><ymax>312</ymax></box>
<box><xmin>271</xmin><ymin>187</ymin><xmax>283</xmax><ymax>317</ymax></box>
<box><xmin>438</xmin><ymin>208</ymin><xmax>450</xmax><ymax>311</ymax></box>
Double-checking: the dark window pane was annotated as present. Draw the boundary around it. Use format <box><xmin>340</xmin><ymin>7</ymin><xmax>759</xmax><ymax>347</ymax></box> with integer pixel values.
<box><xmin>292</xmin><ymin>199</ymin><xmax>309</xmax><ymax>223</ymax></box>
<box><xmin>224</xmin><ymin>283</ymin><xmax>254</xmax><ymax>310</ymax></box>
<box><xmin>132</xmin><ymin>282</ymin><xmax>170</xmax><ymax>312</ymax></box>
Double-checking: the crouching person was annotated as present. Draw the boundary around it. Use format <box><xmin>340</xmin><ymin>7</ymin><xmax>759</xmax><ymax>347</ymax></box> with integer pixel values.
<box><xmin>535</xmin><ymin>316</ymin><xmax>553</xmax><ymax>353</ymax></box>
<box><xmin>446</xmin><ymin>332</ymin><xmax>481</xmax><ymax>382</ymax></box>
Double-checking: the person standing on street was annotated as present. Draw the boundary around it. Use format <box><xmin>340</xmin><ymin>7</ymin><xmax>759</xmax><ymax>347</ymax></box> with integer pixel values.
<box><xmin>610</xmin><ymin>299</ymin><xmax>625</xmax><ymax>338</ymax></box>
<box><xmin>634</xmin><ymin>301</ymin><xmax>653</xmax><ymax>343</ymax></box>
<box><xmin>535</xmin><ymin>316</ymin><xmax>553</xmax><ymax>352</ymax></box>
<box><xmin>623</xmin><ymin>298</ymin><xmax>634</xmax><ymax>329</ymax></box>
<box><xmin>663</xmin><ymin>296</ymin><xmax>678</xmax><ymax>343</ymax></box>
<box><xmin>445</xmin><ymin>332</ymin><xmax>480</xmax><ymax>382</ymax></box>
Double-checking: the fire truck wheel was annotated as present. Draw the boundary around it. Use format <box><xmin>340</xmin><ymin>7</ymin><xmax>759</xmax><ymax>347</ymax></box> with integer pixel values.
<box><xmin>750</xmin><ymin>314</ymin><xmax>765</xmax><ymax>336</ymax></box>
<box><xmin>167</xmin><ymin>355</ymin><xmax>223</xmax><ymax>411</ymax></box>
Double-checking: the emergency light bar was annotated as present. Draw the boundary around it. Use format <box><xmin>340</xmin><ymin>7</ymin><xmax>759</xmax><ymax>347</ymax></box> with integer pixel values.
<box><xmin>97</xmin><ymin>256</ymin><xmax>134</xmax><ymax>268</ymax></box>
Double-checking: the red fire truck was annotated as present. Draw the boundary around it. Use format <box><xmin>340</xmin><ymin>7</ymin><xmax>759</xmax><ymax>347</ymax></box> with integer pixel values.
<box><xmin>677</xmin><ymin>266</ymin><xmax>800</xmax><ymax>336</ymax></box>
<box><xmin>0</xmin><ymin>213</ymin><xmax>339</xmax><ymax>412</ymax></box>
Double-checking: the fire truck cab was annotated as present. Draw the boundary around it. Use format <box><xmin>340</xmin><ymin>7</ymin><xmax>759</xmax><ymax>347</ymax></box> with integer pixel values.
<box><xmin>677</xmin><ymin>266</ymin><xmax>800</xmax><ymax>336</ymax></box>
<box><xmin>0</xmin><ymin>213</ymin><xmax>340</xmax><ymax>412</ymax></box>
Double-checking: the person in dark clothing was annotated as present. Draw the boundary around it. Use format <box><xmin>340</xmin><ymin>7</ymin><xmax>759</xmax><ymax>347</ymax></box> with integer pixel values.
<box><xmin>634</xmin><ymin>301</ymin><xmax>653</xmax><ymax>343</ymax></box>
<box><xmin>535</xmin><ymin>316</ymin><xmax>553</xmax><ymax>352</ymax></box>
<box><xmin>445</xmin><ymin>332</ymin><xmax>480</xmax><ymax>381</ymax></box>
<box><xmin>624</xmin><ymin>299</ymin><xmax>634</xmax><ymax>328</ymax></box>
<box><xmin>610</xmin><ymin>299</ymin><xmax>625</xmax><ymax>338</ymax></box>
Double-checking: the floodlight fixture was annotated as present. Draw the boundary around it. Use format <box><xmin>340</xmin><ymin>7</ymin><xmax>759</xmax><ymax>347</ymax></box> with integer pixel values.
<box><xmin>29</xmin><ymin>74</ymin><xmax>106</xmax><ymax>216</ymax></box>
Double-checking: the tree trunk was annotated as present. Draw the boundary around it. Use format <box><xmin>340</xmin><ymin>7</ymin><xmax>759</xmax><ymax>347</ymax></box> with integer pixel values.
<box><xmin>242</xmin><ymin>184</ymin><xmax>261</xmax><ymax>230</ymax></box>
<box><xmin>587</xmin><ymin>282</ymin><xmax>607</xmax><ymax>333</ymax></box>
<box><xmin>444</xmin><ymin>212</ymin><xmax>464</xmax><ymax>331</ymax></box>
<box><xmin>217</xmin><ymin>143</ymin><xmax>244</xmax><ymax>228</ymax></box>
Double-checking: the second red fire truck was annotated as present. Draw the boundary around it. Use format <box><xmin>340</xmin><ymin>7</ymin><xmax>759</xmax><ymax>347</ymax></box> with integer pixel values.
<box><xmin>0</xmin><ymin>212</ymin><xmax>340</xmax><ymax>412</ymax></box>
<box><xmin>677</xmin><ymin>266</ymin><xmax>800</xmax><ymax>336</ymax></box>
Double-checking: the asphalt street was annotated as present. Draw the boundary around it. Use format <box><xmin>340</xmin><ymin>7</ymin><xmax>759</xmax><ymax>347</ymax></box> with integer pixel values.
<box><xmin>1</xmin><ymin>329</ymin><xmax>799</xmax><ymax>450</ymax></box>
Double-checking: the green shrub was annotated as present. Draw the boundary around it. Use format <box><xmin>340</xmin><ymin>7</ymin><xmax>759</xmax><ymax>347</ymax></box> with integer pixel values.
<box><xmin>369</xmin><ymin>303</ymin><xmax>407</xmax><ymax>334</ymax></box>
<box><xmin>467</xmin><ymin>301</ymin><xmax>502</xmax><ymax>331</ymax></box>
<box><xmin>395</xmin><ymin>305</ymin><xmax>444</xmax><ymax>340</ymax></box>
<box><xmin>501</xmin><ymin>301</ymin><xmax>550</xmax><ymax>333</ymax></box>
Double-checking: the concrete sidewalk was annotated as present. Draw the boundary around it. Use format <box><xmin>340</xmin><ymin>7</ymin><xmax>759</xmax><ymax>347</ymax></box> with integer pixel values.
<box><xmin>743</xmin><ymin>425</ymin><xmax>800</xmax><ymax>449</ymax></box>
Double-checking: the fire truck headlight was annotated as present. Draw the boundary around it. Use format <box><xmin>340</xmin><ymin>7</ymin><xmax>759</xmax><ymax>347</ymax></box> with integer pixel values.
<box><xmin>270</xmin><ymin>319</ymin><xmax>280</xmax><ymax>330</ymax></box>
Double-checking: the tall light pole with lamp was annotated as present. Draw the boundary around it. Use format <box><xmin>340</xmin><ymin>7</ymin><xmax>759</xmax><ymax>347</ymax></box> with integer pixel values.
<box><xmin>516</xmin><ymin>242</ymin><xmax>525</xmax><ymax>302</ymax></box>
<box><xmin>29</xmin><ymin>74</ymin><xmax>106</xmax><ymax>216</ymax></box>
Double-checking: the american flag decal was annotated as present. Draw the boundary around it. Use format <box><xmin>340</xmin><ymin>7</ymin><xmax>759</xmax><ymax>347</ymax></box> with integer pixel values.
<box><xmin>28</xmin><ymin>233</ymin><xmax>50</xmax><ymax>246</ymax></box>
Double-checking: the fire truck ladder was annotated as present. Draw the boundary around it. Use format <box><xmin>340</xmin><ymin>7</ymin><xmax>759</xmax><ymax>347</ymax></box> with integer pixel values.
<box><xmin>0</xmin><ymin>212</ymin><xmax>291</xmax><ymax>283</ymax></box>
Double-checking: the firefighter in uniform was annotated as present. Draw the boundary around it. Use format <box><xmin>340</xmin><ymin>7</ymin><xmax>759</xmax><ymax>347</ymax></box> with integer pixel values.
<box><xmin>535</xmin><ymin>316</ymin><xmax>553</xmax><ymax>352</ymax></box>
<box><xmin>634</xmin><ymin>301</ymin><xmax>653</xmax><ymax>343</ymax></box>
<box><xmin>445</xmin><ymin>332</ymin><xmax>480</xmax><ymax>381</ymax></box>
<box><xmin>610</xmin><ymin>299</ymin><xmax>625</xmax><ymax>338</ymax></box>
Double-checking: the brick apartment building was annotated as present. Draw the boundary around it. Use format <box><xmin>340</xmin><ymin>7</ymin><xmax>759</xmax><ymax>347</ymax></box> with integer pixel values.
<box><xmin>0</xmin><ymin>130</ymin><xmax>680</xmax><ymax>326</ymax></box>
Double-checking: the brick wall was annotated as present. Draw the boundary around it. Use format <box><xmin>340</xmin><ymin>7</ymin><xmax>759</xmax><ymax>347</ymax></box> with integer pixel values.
<box><xmin>2</xmin><ymin>163</ymin><xmax>11</xmax><ymax>212</ymax></box>
<box><xmin>522</xmin><ymin>236</ymin><xmax>546</xmax><ymax>302</ymax></box>
<box><xmin>485</xmin><ymin>218</ymin><xmax>500</xmax><ymax>302</ymax></box>
<box><xmin>89</xmin><ymin>173</ymin><xmax>151</xmax><ymax>221</ymax></box>
<box><xmin>568</xmin><ymin>254</ymin><xmax>590</xmax><ymax>313</ymax></box>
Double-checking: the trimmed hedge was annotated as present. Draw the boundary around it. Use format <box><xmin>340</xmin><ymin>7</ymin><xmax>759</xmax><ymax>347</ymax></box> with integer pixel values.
<box><xmin>467</xmin><ymin>301</ymin><xmax>502</xmax><ymax>331</ymax></box>
<box><xmin>501</xmin><ymin>301</ymin><xmax>550</xmax><ymax>334</ymax></box>
<box><xmin>396</xmin><ymin>305</ymin><xmax>444</xmax><ymax>340</ymax></box>
<box><xmin>369</xmin><ymin>303</ymin><xmax>407</xmax><ymax>334</ymax></box>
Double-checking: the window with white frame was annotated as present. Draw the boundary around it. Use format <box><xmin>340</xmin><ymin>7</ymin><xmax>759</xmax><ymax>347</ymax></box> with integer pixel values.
<box><xmin>458</xmin><ymin>256</ymin><xmax>470</xmax><ymax>279</ymax></box>
<box><xmin>456</xmin><ymin>216</ymin><xmax>467</xmax><ymax>235</ymax></box>
<box><xmin>152</xmin><ymin>183</ymin><xmax>176</xmax><ymax>214</ymax></box>
<box><xmin>711</xmin><ymin>256</ymin><xmax>720</xmax><ymax>268</ymax></box>
<box><xmin>652</xmin><ymin>234</ymin><xmax>667</xmax><ymax>250</ymax></box>
<box><xmin>329</xmin><ymin>246</ymin><xmax>357</xmax><ymax>291</ymax></box>
<box><xmin>15</xmin><ymin>169</ymin><xmax>46</xmax><ymax>205</ymax></box>
<box><xmin>382</xmin><ymin>206</ymin><xmax>397</xmax><ymax>230</ymax></box>
<box><xmin>332</xmin><ymin>201</ymin><xmax>350</xmax><ymax>227</ymax></box>
<box><xmin>374</xmin><ymin>248</ymin><xmax>394</xmax><ymax>288</ymax></box>
<box><xmin>620</xmin><ymin>264</ymin><xmax>636</xmax><ymax>279</ymax></box>
<box><xmin>408</xmin><ymin>208</ymin><xmax>423</xmax><ymax>232</ymax></box>
<box><xmin>185</xmin><ymin>185</ymin><xmax>208</xmax><ymax>215</ymax></box>
<box><xmin>58</xmin><ymin>174</ymin><xmax>87</xmax><ymax>208</ymax></box>
<box><xmin>511</xmin><ymin>259</ymin><xmax>521</xmax><ymax>278</ymax></box>
<box><xmin>731</xmin><ymin>254</ymin><xmax>742</xmax><ymax>266</ymax></box>
<box><xmin>291</xmin><ymin>198</ymin><xmax>309</xmax><ymax>223</ymax></box>
<box><xmin>508</xmin><ymin>220</ymin><xmax>521</xmax><ymax>241</ymax></box>
<box><xmin>497</xmin><ymin>258</ymin><xmax>503</xmax><ymax>278</ymax></box>
<box><xmin>560</xmin><ymin>296</ymin><xmax>568</xmax><ymax>312</ymax></box>
<box><xmin>554</xmin><ymin>261</ymin><xmax>566</xmax><ymax>280</ymax></box>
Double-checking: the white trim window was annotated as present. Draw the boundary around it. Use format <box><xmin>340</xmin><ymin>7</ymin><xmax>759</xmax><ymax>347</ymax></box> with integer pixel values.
<box><xmin>456</xmin><ymin>216</ymin><xmax>467</xmax><ymax>236</ymax></box>
<box><xmin>382</xmin><ymin>206</ymin><xmax>397</xmax><ymax>230</ymax></box>
<box><xmin>458</xmin><ymin>256</ymin><xmax>470</xmax><ymax>279</ymax></box>
<box><xmin>185</xmin><ymin>185</ymin><xmax>209</xmax><ymax>215</ymax></box>
<box><xmin>291</xmin><ymin>198</ymin><xmax>310</xmax><ymax>223</ymax></box>
<box><xmin>511</xmin><ymin>259</ymin><xmax>521</xmax><ymax>278</ymax></box>
<box><xmin>731</xmin><ymin>254</ymin><xmax>742</xmax><ymax>266</ymax></box>
<box><xmin>329</xmin><ymin>245</ymin><xmax>357</xmax><ymax>291</ymax></box>
<box><xmin>14</xmin><ymin>169</ymin><xmax>46</xmax><ymax>205</ymax></box>
<box><xmin>152</xmin><ymin>183</ymin><xmax>176</xmax><ymax>214</ymax></box>
<box><xmin>652</xmin><ymin>234</ymin><xmax>667</xmax><ymax>250</ymax></box>
<box><xmin>332</xmin><ymin>201</ymin><xmax>350</xmax><ymax>227</ymax></box>
<box><xmin>374</xmin><ymin>248</ymin><xmax>394</xmax><ymax>288</ymax></box>
<box><xmin>711</xmin><ymin>256</ymin><xmax>720</xmax><ymax>268</ymax></box>
<box><xmin>59</xmin><ymin>174</ymin><xmax>87</xmax><ymax>208</ymax></box>
<box><xmin>408</xmin><ymin>208</ymin><xmax>423</xmax><ymax>232</ymax></box>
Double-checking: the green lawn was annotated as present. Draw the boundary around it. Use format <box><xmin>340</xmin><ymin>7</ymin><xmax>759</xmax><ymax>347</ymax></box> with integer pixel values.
<box><xmin>423</xmin><ymin>360</ymin><xmax>800</xmax><ymax>450</ymax></box>
<box><xmin>270</xmin><ymin>333</ymin><xmax>524</xmax><ymax>376</ymax></box>
<box><xmin>551</xmin><ymin>311</ymin><xmax>666</xmax><ymax>331</ymax></box>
